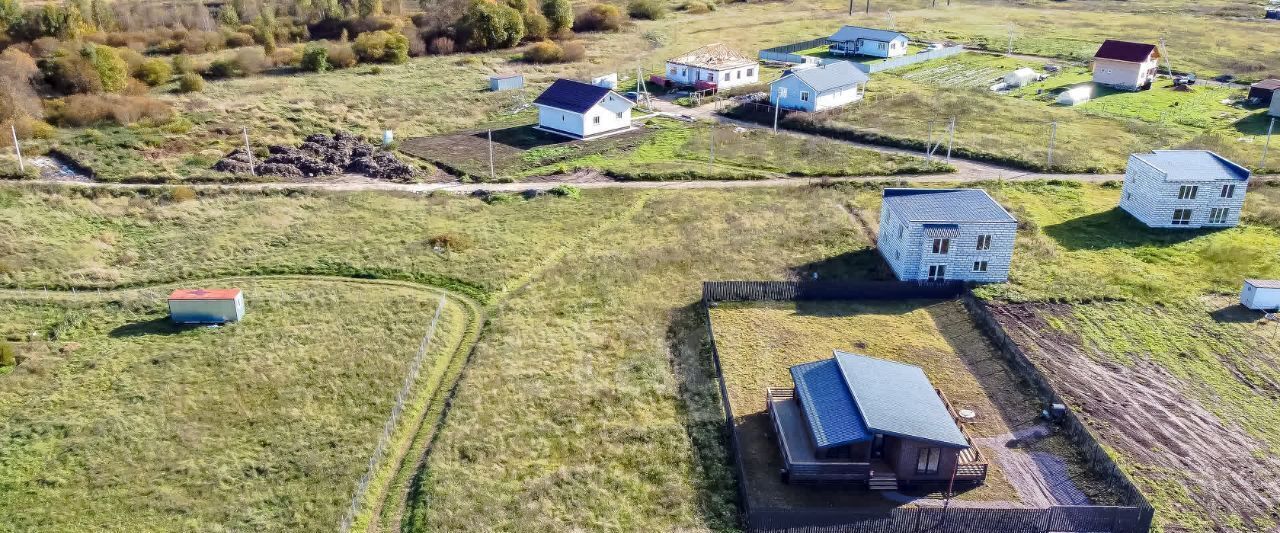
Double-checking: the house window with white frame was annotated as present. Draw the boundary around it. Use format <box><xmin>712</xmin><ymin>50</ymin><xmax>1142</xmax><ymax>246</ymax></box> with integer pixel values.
<box><xmin>1208</xmin><ymin>207</ymin><xmax>1230</xmax><ymax>224</ymax></box>
<box><xmin>976</xmin><ymin>234</ymin><xmax>992</xmax><ymax>251</ymax></box>
<box><xmin>1171</xmin><ymin>209</ymin><xmax>1193</xmax><ymax>225</ymax></box>
<box><xmin>593</xmin><ymin>116</ymin><xmax>600</xmax><ymax>125</ymax></box>
<box><xmin>973</xmin><ymin>261</ymin><xmax>988</xmax><ymax>272</ymax></box>
<box><xmin>932</xmin><ymin>238</ymin><xmax>950</xmax><ymax>254</ymax></box>
<box><xmin>747</xmin><ymin>68</ymin><xmax>754</xmax><ymax>76</ymax></box>
<box><xmin>1178</xmin><ymin>185</ymin><xmax>1199</xmax><ymax>200</ymax></box>
<box><xmin>722</xmin><ymin>72</ymin><xmax>729</xmax><ymax>81</ymax></box>
<box><xmin>800</xmin><ymin>91</ymin><xmax>809</xmax><ymax>102</ymax></box>
<box><xmin>1221</xmin><ymin>184</ymin><xmax>1236</xmax><ymax>198</ymax></box>
<box><xmin>927</xmin><ymin>265</ymin><xmax>946</xmax><ymax>282</ymax></box>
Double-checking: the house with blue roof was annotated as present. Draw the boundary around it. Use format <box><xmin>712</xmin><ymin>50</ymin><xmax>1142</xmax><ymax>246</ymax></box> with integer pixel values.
<box><xmin>533</xmin><ymin>79</ymin><xmax>635</xmax><ymax>140</ymax></box>
<box><xmin>770</xmin><ymin>61</ymin><xmax>869</xmax><ymax>112</ymax></box>
<box><xmin>766</xmin><ymin>351</ymin><xmax>987</xmax><ymax>488</ymax></box>
<box><xmin>828</xmin><ymin>25</ymin><xmax>910</xmax><ymax>58</ymax></box>
<box><xmin>1119</xmin><ymin>150</ymin><xmax>1251</xmax><ymax>228</ymax></box>
<box><xmin>877</xmin><ymin>188</ymin><xmax>1018</xmax><ymax>283</ymax></box>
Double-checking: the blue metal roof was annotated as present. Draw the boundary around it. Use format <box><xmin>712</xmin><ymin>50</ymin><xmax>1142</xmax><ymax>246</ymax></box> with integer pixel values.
<box><xmin>790</xmin><ymin>359</ymin><xmax>871</xmax><ymax>449</ymax></box>
<box><xmin>829</xmin><ymin>25</ymin><xmax>908</xmax><ymax>44</ymax></box>
<box><xmin>1132</xmin><ymin>150</ymin><xmax>1251</xmax><ymax>182</ymax></box>
<box><xmin>533</xmin><ymin>79</ymin><xmax>613</xmax><ymax>114</ymax></box>
<box><xmin>833</xmin><ymin>351</ymin><xmax>970</xmax><ymax>449</ymax></box>
<box><xmin>882</xmin><ymin>188</ymin><xmax>1016</xmax><ymax>224</ymax></box>
<box><xmin>787</xmin><ymin>61</ymin><xmax>869</xmax><ymax>94</ymax></box>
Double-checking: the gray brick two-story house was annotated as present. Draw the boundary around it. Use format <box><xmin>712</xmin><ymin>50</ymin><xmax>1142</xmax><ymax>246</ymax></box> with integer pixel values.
<box><xmin>876</xmin><ymin>188</ymin><xmax>1018</xmax><ymax>283</ymax></box>
<box><xmin>1118</xmin><ymin>150</ymin><xmax>1251</xmax><ymax>229</ymax></box>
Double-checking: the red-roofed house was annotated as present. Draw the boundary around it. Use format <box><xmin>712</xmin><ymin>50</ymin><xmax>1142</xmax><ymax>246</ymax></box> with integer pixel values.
<box><xmin>168</xmin><ymin>288</ymin><xmax>245</xmax><ymax>324</ymax></box>
<box><xmin>1092</xmin><ymin>40</ymin><xmax>1160</xmax><ymax>90</ymax></box>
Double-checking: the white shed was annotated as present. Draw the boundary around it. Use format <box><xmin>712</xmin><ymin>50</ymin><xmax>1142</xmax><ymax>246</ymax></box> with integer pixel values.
<box><xmin>168</xmin><ymin>288</ymin><xmax>245</xmax><ymax>324</ymax></box>
<box><xmin>1057</xmin><ymin>85</ymin><xmax>1093</xmax><ymax>106</ymax></box>
<box><xmin>591</xmin><ymin>73</ymin><xmax>618</xmax><ymax>89</ymax></box>
<box><xmin>1241</xmin><ymin>280</ymin><xmax>1280</xmax><ymax>311</ymax></box>
<box><xmin>1004</xmin><ymin>68</ymin><xmax>1038</xmax><ymax>88</ymax></box>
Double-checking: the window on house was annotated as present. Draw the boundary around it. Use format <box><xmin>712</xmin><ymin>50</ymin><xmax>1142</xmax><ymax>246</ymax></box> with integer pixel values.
<box><xmin>976</xmin><ymin>234</ymin><xmax>992</xmax><ymax>251</ymax></box>
<box><xmin>895</xmin><ymin>250</ymin><xmax>901</xmax><ymax>260</ymax></box>
<box><xmin>898</xmin><ymin>224</ymin><xmax>905</xmax><ymax>239</ymax></box>
<box><xmin>916</xmin><ymin>447</ymin><xmax>942</xmax><ymax>475</ymax></box>
<box><xmin>1126</xmin><ymin>192</ymin><xmax>1132</xmax><ymax>201</ymax></box>
<box><xmin>1221</xmin><ymin>184</ymin><xmax>1236</xmax><ymax>198</ymax></box>
<box><xmin>1171</xmin><ymin>209</ymin><xmax>1193</xmax><ymax>225</ymax></box>
<box><xmin>1178</xmin><ymin>185</ymin><xmax>1199</xmax><ymax>200</ymax></box>
<box><xmin>669</xmin><ymin>68</ymin><xmax>676</xmax><ymax>76</ymax></box>
<box><xmin>1209</xmin><ymin>207</ymin><xmax>1230</xmax><ymax>224</ymax></box>
<box><xmin>616</xmin><ymin>111</ymin><xmax>624</xmax><ymax>119</ymax></box>
<box><xmin>932</xmin><ymin>238</ymin><xmax>950</xmax><ymax>254</ymax></box>
<box><xmin>706</xmin><ymin>72</ymin><xmax>714</xmax><ymax>81</ymax></box>
<box><xmin>878</xmin><ymin>42</ymin><xmax>886</xmax><ymax>50</ymax></box>
<box><xmin>722</xmin><ymin>72</ymin><xmax>729</xmax><ymax>81</ymax></box>
<box><xmin>973</xmin><ymin>261</ymin><xmax>988</xmax><ymax>272</ymax></box>
<box><xmin>800</xmin><ymin>91</ymin><xmax>809</xmax><ymax>102</ymax></box>
<box><xmin>593</xmin><ymin>116</ymin><xmax>600</xmax><ymax>125</ymax></box>
<box><xmin>747</xmin><ymin>68</ymin><xmax>754</xmax><ymax>76</ymax></box>
<box><xmin>927</xmin><ymin>265</ymin><xmax>946</xmax><ymax>281</ymax></box>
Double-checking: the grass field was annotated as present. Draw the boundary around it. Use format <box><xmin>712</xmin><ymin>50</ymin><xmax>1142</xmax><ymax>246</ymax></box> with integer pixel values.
<box><xmin>0</xmin><ymin>277</ymin><xmax>472</xmax><ymax>531</ymax></box>
<box><xmin>7</xmin><ymin>180</ymin><xmax>1280</xmax><ymax>530</ymax></box>
<box><xmin>708</xmin><ymin>299</ymin><xmax>1119</xmax><ymax>509</ymax></box>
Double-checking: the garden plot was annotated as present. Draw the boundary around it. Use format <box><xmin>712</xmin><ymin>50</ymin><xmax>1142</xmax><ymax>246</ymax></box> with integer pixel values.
<box><xmin>901</xmin><ymin>63</ymin><xmax>1005</xmax><ymax>88</ymax></box>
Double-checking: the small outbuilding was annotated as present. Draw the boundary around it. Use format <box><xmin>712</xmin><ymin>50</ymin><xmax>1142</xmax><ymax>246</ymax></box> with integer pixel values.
<box><xmin>1119</xmin><ymin>150</ymin><xmax>1250</xmax><ymax>228</ymax></box>
<box><xmin>1056</xmin><ymin>84</ymin><xmax>1093</xmax><ymax>106</ymax></box>
<box><xmin>828</xmin><ymin>25</ymin><xmax>910</xmax><ymax>59</ymax></box>
<box><xmin>168</xmin><ymin>289</ymin><xmax>245</xmax><ymax>324</ymax></box>
<box><xmin>591</xmin><ymin>73</ymin><xmax>618</xmax><ymax>89</ymax></box>
<box><xmin>663</xmin><ymin>43</ymin><xmax>759</xmax><ymax>91</ymax></box>
<box><xmin>1241</xmin><ymin>280</ymin><xmax>1280</xmax><ymax>311</ymax></box>
<box><xmin>1003</xmin><ymin>67</ymin><xmax>1038</xmax><ymax>88</ymax></box>
<box><xmin>1248</xmin><ymin>79</ymin><xmax>1280</xmax><ymax>105</ymax></box>
<box><xmin>489</xmin><ymin>73</ymin><xmax>524</xmax><ymax>92</ymax></box>
<box><xmin>770</xmin><ymin>61</ymin><xmax>869</xmax><ymax>112</ymax></box>
<box><xmin>533</xmin><ymin>78</ymin><xmax>635</xmax><ymax>140</ymax></box>
<box><xmin>1091</xmin><ymin>39</ymin><xmax>1160</xmax><ymax>90</ymax></box>
<box><xmin>1271</xmin><ymin>89</ymin><xmax>1280</xmax><ymax>118</ymax></box>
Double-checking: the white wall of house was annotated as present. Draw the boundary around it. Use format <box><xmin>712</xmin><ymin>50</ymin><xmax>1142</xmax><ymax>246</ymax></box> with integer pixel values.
<box><xmin>1241</xmin><ymin>283</ymin><xmax>1280</xmax><ymax>311</ymax></box>
<box><xmin>1118</xmin><ymin>156</ymin><xmax>1248</xmax><ymax>228</ymax></box>
<box><xmin>1092</xmin><ymin>57</ymin><xmax>1159</xmax><ymax>90</ymax></box>
<box><xmin>831</xmin><ymin>36</ymin><xmax>908</xmax><ymax>58</ymax></box>
<box><xmin>536</xmin><ymin>94</ymin><xmax>632</xmax><ymax>139</ymax></box>
<box><xmin>663</xmin><ymin>62</ymin><xmax>758</xmax><ymax>89</ymax></box>
<box><xmin>770</xmin><ymin>77</ymin><xmax>863</xmax><ymax>112</ymax></box>
<box><xmin>876</xmin><ymin>208</ymin><xmax>1017</xmax><ymax>283</ymax></box>
<box><xmin>1270</xmin><ymin>90</ymin><xmax>1280</xmax><ymax>117</ymax></box>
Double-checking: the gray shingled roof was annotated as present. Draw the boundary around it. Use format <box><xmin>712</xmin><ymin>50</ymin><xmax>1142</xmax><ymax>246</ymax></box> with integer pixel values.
<box><xmin>788</xmin><ymin>61</ymin><xmax>869</xmax><ymax>93</ymax></box>
<box><xmin>829</xmin><ymin>25</ymin><xmax>907</xmax><ymax>44</ymax></box>
<box><xmin>1245</xmin><ymin>279</ymin><xmax>1280</xmax><ymax>289</ymax></box>
<box><xmin>882</xmin><ymin>188</ymin><xmax>1016</xmax><ymax>224</ymax></box>
<box><xmin>833</xmin><ymin>351</ymin><xmax>969</xmax><ymax>449</ymax></box>
<box><xmin>1132</xmin><ymin>150</ymin><xmax>1251</xmax><ymax>182</ymax></box>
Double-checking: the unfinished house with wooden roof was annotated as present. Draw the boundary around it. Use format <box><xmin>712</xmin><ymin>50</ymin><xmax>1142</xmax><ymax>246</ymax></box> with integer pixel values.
<box><xmin>1119</xmin><ymin>150</ymin><xmax>1251</xmax><ymax>228</ymax></box>
<box><xmin>766</xmin><ymin>351</ymin><xmax>987</xmax><ymax>490</ymax></box>
<box><xmin>1091</xmin><ymin>39</ymin><xmax>1160</xmax><ymax>90</ymax></box>
<box><xmin>661</xmin><ymin>43</ymin><xmax>759</xmax><ymax>91</ymax></box>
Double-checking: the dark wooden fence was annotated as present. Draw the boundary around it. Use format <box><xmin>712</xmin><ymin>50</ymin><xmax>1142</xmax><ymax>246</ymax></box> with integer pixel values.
<box><xmin>699</xmin><ymin>281</ymin><xmax>1154</xmax><ymax>533</ymax></box>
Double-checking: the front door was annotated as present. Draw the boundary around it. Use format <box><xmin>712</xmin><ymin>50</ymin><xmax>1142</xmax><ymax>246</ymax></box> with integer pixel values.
<box><xmin>871</xmin><ymin>434</ymin><xmax>885</xmax><ymax>458</ymax></box>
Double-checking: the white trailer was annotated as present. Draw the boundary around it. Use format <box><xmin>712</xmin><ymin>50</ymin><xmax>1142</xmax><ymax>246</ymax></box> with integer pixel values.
<box><xmin>168</xmin><ymin>288</ymin><xmax>245</xmax><ymax>324</ymax></box>
<box><xmin>1241</xmin><ymin>280</ymin><xmax>1280</xmax><ymax>311</ymax></box>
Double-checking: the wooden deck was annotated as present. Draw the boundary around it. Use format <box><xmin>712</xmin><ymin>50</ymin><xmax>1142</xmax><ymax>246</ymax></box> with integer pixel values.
<box><xmin>766</xmin><ymin>388</ymin><xmax>873</xmax><ymax>483</ymax></box>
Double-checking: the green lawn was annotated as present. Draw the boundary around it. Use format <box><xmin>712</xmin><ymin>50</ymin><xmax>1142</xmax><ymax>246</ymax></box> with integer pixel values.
<box><xmin>0</xmin><ymin>277</ymin><xmax>472</xmax><ymax>532</ymax></box>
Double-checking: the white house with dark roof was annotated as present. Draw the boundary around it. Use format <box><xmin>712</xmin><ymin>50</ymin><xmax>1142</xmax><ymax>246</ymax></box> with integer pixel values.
<box><xmin>770</xmin><ymin>61</ymin><xmax>869</xmax><ymax>112</ymax></box>
<box><xmin>766</xmin><ymin>350</ymin><xmax>987</xmax><ymax>488</ymax></box>
<box><xmin>1092</xmin><ymin>39</ymin><xmax>1160</xmax><ymax>90</ymax></box>
<box><xmin>533</xmin><ymin>79</ymin><xmax>634</xmax><ymax>140</ymax></box>
<box><xmin>1119</xmin><ymin>150</ymin><xmax>1250</xmax><ymax>228</ymax></box>
<box><xmin>877</xmin><ymin>188</ymin><xmax>1018</xmax><ymax>283</ymax></box>
<box><xmin>828</xmin><ymin>26</ymin><xmax>909</xmax><ymax>58</ymax></box>
<box><xmin>663</xmin><ymin>43</ymin><xmax>758</xmax><ymax>90</ymax></box>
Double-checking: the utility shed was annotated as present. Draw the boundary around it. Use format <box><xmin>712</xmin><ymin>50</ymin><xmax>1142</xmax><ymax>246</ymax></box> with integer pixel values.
<box><xmin>168</xmin><ymin>289</ymin><xmax>245</xmax><ymax>324</ymax></box>
<box><xmin>489</xmin><ymin>74</ymin><xmax>524</xmax><ymax>91</ymax></box>
<box><xmin>1056</xmin><ymin>84</ymin><xmax>1093</xmax><ymax>106</ymax></box>
<box><xmin>1003</xmin><ymin>67</ymin><xmax>1038</xmax><ymax>88</ymax></box>
<box><xmin>877</xmin><ymin>188</ymin><xmax>1017</xmax><ymax>283</ymax></box>
<box><xmin>1241</xmin><ymin>280</ymin><xmax>1280</xmax><ymax>311</ymax></box>
<box><xmin>1248</xmin><ymin>79</ymin><xmax>1280</xmax><ymax>104</ymax></box>
<box><xmin>1119</xmin><ymin>150</ymin><xmax>1250</xmax><ymax>228</ymax></box>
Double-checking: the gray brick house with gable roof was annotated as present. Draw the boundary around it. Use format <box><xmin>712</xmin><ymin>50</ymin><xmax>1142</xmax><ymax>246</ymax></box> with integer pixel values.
<box><xmin>877</xmin><ymin>188</ymin><xmax>1017</xmax><ymax>283</ymax></box>
<box><xmin>1118</xmin><ymin>150</ymin><xmax>1251</xmax><ymax>229</ymax></box>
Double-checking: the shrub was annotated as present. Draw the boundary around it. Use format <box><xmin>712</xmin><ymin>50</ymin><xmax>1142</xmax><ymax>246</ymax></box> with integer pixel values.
<box><xmin>272</xmin><ymin>47</ymin><xmax>300</xmax><ymax>66</ymax></box>
<box><xmin>172</xmin><ymin>54</ymin><xmax>194</xmax><ymax>74</ymax></box>
<box><xmin>206</xmin><ymin>58</ymin><xmax>242</xmax><ymax>78</ymax></box>
<box><xmin>48</xmin><ymin>94</ymin><xmax>173</xmax><ymax>126</ymax></box>
<box><xmin>224</xmin><ymin>31</ymin><xmax>256</xmax><ymax>48</ymax></box>
<box><xmin>522</xmin><ymin>40</ymin><xmax>562</xmax><ymax>63</ymax></box>
<box><xmin>325</xmin><ymin>41</ymin><xmax>357</xmax><ymax>69</ymax></box>
<box><xmin>234</xmin><ymin>47</ymin><xmax>267</xmax><ymax>74</ymax></box>
<box><xmin>428</xmin><ymin>232</ymin><xmax>472</xmax><ymax>251</ymax></box>
<box><xmin>169</xmin><ymin>186</ymin><xmax>197</xmax><ymax>202</ymax></box>
<box><xmin>523</xmin><ymin>10</ymin><xmax>549</xmax><ymax>41</ymax></box>
<box><xmin>300</xmin><ymin>42</ymin><xmax>329</xmax><ymax>72</ymax></box>
<box><xmin>627</xmin><ymin>0</ymin><xmax>665</xmax><ymax>20</ymax></box>
<box><xmin>87</xmin><ymin>45</ymin><xmax>129</xmax><ymax>93</ymax></box>
<box><xmin>117</xmin><ymin>47</ymin><xmax>145</xmax><ymax>75</ymax></box>
<box><xmin>136</xmin><ymin>58</ymin><xmax>172</xmax><ymax>86</ymax></box>
<box><xmin>548</xmin><ymin>184</ymin><xmax>580</xmax><ymax>199</ymax></box>
<box><xmin>681</xmin><ymin>1</ymin><xmax>712</xmax><ymax>13</ymax></box>
<box><xmin>176</xmin><ymin>72</ymin><xmax>204</xmax><ymax>92</ymax></box>
<box><xmin>541</xmin><ymin>0</ymin><xmax>573</xmax><ymax>34</ymax></box>
<box><xmin>0</xmin><ymin>341</ymin><xmax>14</xmax><ymax>368</ymax></box>
<box><xmin>458</xmin><ymin>0</ymin><xmax>525</xmax><ymax>50</ymax></box>
<box><xmin>218</xmin><ymin>5</ymin><xmax>240</xmax><ymax>26</ymax></box>
<box><xmin>573</xmin><ymin>4</ymin><xmax>623</xmax><ymax>32</ymax></box>
<box><xmin>353</xmin><ymin>30</ymin><xmax>409</xmax><ymax>64</ymax></box>
<box><xmin>428</xmin><ymin>36</ymin><xmax>455</xmax><ymax>54</ymax></box>
<box><xmin>561</xmin><ymin>40</ymin><xmax>585</xmax><ymax>61</ymax></box>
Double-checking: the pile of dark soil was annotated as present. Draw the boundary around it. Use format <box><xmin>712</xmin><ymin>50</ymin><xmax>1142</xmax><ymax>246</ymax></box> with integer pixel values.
<box><xmin>212</xmin><ymin>131</ymin><xmax>417</xmax><ymax>181</ymax></box>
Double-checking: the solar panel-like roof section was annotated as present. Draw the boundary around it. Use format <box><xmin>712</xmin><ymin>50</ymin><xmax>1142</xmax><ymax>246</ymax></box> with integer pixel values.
<box><xmin>789</xmin><ymin>359</ymin><xmax>872</xmax><ymax>448</ymax></box>
<box><xmin>533</xmin><ymin>79</ymin><xmax>613</xmax><ymax>114</ymax></box>
<box><xmin>882</xmin><ymin>188</ymin><xmax>1016</xmax><ymax>224</ymax></box>
<box><xmin>833</xmin><ymin>351</ymin><xmax>969</xmax><ymax>449</ymax></box>
<box><xmin>1133</xmin><ymin>150</ymin><xmax>1251</xmax><ymax>182</ymax></box>
<box><xmin>1093</xmin><ymin>40</ymin><xmax>1157</xmax><ymax>63</ymax></box>
<box><xmin>791</xmin><ymin>61</ymin><xmax>869</xmax><ymax>93</ymax></box>
<box><xmin>829</xmin><ymin>25</ymin><xmax>907</xmax><ymax>43</ymax></box>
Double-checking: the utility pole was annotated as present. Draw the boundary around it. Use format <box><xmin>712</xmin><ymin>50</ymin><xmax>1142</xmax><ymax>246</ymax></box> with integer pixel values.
<box><xmin>1262</xmin><ymin>117</ymin><xmax>1275</xmax><ymax>170</ymax></box>
<box><xmin>946</xmin><ymin>116</ymin><xmax>955</xmax><ymax>163</ymax></box>
<box><xmin>865</xmin><ymin>0</ymin><xmax>870</xmax><ymax>14</ymax></box>
<box><xmin>242</xmin><ymin>126</ymin><xmax>255</xmax><ymax>176</ymax></box>
<box><xmin>848</xmin><ymin>0</ymin><xmax>854</xmax><ymax>16</ymax></box>
<box><xmin>487</xmin><ymin>129</ymin><xmax>495</xmax><ymax>180</ymax></box>
<box><xmin>926</xmin><ymin>119</ymin><xmax>935</xmax><ymax>161</ymax></box>
<box><xmin>708</xmin><ymin>125</ymin><xmax>715</xmax><ymax>170</ymax></box>
<box><xmin>10</xmin><ymin>124</ymin><xmax>23</xmax><ymax>172</ymax></box>
<box><xmin>1047</xmin><ymin>121</ymin><xmax>1058</xmax><ymax>169</ymax></box>
<box><xmin>773</xmin><ymin>88</ymin><xmax>786</xmax><ymax>133</ymax></box>
<box><xmin>1158</xmin><ymin>37</ymin><xmax>1175</xmax><ymax>79</ymax></box>
<box><xmin>1006</xmin><ymin>25</ymin><xmax>1015</xmax><ymax>56</ymax></box>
